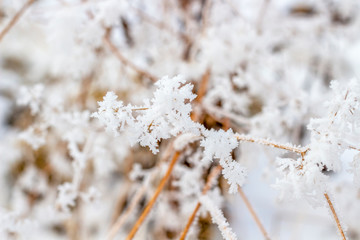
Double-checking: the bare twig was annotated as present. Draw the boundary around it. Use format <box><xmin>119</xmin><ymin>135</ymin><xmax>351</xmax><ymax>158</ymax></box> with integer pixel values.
<box><xmin>131</xmin><ymin>6</ymin><xmax>189</xmax><ymax>42</ymax></box>
<box><xmin>238</xmin><ymin>186</ymin><xmax>271</xmax><ymax>240</ymax></box>
<box><xmin>106</xmin><ymin>185</ymin><xmax>146</xmax><ymax>240</ymax></box>
<box><xmin>0</xmin><ymin>0</ymin><xmax>35</xmax><ymax>43</ymax></box>
<box><xmin>223</xmin><ymin>0</ymin><xmax>243</xmax><ymax>18</ymax></box>
<box><xmin>131</xmin><ymin>107</ymin><xmax>149</xmax><ymax>111</ymax></box>
<box><xmin>195</xmin><ymin>68</ymin><xmax>210</xmax><ymax>103</ymax></box>
<box><xmin>179</xmin><ymin>165</ymin><xmax>222</xmax><ymax>240</ymax></box>
<box><xmin>256</xmin><ymin>0</ymin><xmax>271</xmax><ymax>34</ymax></box>
<box><xmin>324</xmin><ymin>193</ymin><xmax>346</xmax><ymax>240</ymax></box>
<box><xmin>103</xmin><ymin>29</ymin><xmax>158</xmax><ymax>82</ymax></box>
<box><xmin>126</xmin><ymin>151</ymin><xmax>181</xmax><ymax>240</ymax></box>
<box><xmin>106</xmin><ymin>141</ymin><xmax>175</xmax><ymax>240</ymax></box>
<box><xmin>202</xmin><ymin>102</ymin><xmax>250</xmax><ymax>127</ymax></box>
<box><xmin>235</xmin><ymin>134</ymin><xmax>308</xmax><ymax>154</ymax></box>
<box><xmin>200</xmin><ymin>0</ymin><xmax>213</xmax><ymax>35</ymax></box>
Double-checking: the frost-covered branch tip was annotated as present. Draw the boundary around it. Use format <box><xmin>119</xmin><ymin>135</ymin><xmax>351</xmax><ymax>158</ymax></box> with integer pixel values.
<box><xmin>92</xmin><ymin>75</ymin><xmax>199</xmax><ymax>153</ymax></box>
<box><xmin>200</xmin><ymin>195</ymin><xmax>238</xmax><ymax>240</ymax></box>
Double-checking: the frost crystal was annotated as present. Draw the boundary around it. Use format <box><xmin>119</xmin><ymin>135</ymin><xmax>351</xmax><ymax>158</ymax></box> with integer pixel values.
<box><xmin>200</xmin><ymin>195</ymin><xmax>238</xmax><ymax>240</ymax></box>
<box><xmin>56</xmin><ymin>183</ymin><xmax>77</xmax><ymax>213</ymax></box>
<box><xmin>91</xmin><ymin>91</ymin><xmax>132</xmax><ymax>135</ymax></box>
<box><xmin>93</xmin><ymin>75</ymin><xmax>199</xmax><ymax>153</ymax></box>
<box><xmin>200</xmin><ymin>129</ymin><xmax>238</xmax><ymax>162</ymax></box>
<box><xmin>220</xmin><ymin>158</ymin><xmax>247</xmax><ymax>194</ymax></box>
<box><xmin>173</xmin><ymin>133</ymin><xmax>201</xmax><ymax>151</ymax></box>
<box><xmin>93</xmin><ymin>76</ymin><xmax>247</xmax><ymax>193</ymax></box>
<box><xmin>17</xmin><ymin>84</ymin><xmax>44</xmax><ymax>115</ymax></box>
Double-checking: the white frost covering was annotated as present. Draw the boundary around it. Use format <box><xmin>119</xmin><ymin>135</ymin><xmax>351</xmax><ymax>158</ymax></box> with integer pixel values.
<box><xmin>174</xmin><ymin>133</ymin><xmax>202</xmax><ymax>151</ymax></box>
<box><xmin>200</xmin><ymin>195</ymin><xmax>238</xmax><ymax>240</ymax></box>
<box><xmin>93</xmin><ymin>76</ymin><xmax>248</xmax><ymax>193</ymax></box>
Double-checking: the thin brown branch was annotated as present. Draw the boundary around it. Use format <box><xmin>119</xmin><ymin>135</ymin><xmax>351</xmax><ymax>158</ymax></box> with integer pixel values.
<box><xmin>103</xmin><ymin>29</ymin><xmax>158</xmax><ymax>82</ymax></box>
<box><xmin>235</xmin><ymin>134</ymin><xmax>308</xmax><ymax>154</ymax></box>
<box><xmin>223</xmin><ymin>0</ymin><xmax>243</xmax><ymax>18</ymax></box>
<box><xmin>132</xmin><ymin>6</ymin><xmax>189</xmax><ymax>42</ymax></box>
<box><xmin>324</xmin><ymin>193</ymin><xmax>346</xmax><ymax>240</ymax></box>
<box><xmin>179</xmin><ymin>165</ymin><xmax>222</xmax><ymax>240</ymax></box>
<box><xmin>238</xmin><ymin>186</ymin><xmax>271</xmax><ymax>240</ymax></box>
<box><xmin>203</xmin><ymin>103</ymin><xmax>250</xmax><ymax>127</ymax></box>
<box><xmin>131</xmin><ymin>107</ymin><xmax>149</xmax><ymax>111</ymax></box>
<box><xmin>256</xmin><ymin>0</ymin><xmax>271</xmax><ymax>34</ymax></box>
<box><xmin>126</xmin><ymin>151</ymin><xmax>181</xmax><ymax>240</ymax></box>
<box><xmin>195</xmin><ymin>68</ymin><xmax>210</xmax><ymax>104</ymax></box>
<box><xmin>349</xmin><ymin>145</ymin><xmax>360</xmax><ymax>151</ymax></box>
<box><xmin>107</xmin><ymin>141</ymin><xmax>175</xmax><ymax>240</ymax></box>
<box><xmin>200</xmin><ymin>0</ymin><xmax>212</xmax><ymax>35</ymax></box>
<box><xmin>191</xmin><ymin>69</ymin><xmax>211</xmax><ymax>122</ymax></box>
<box><xmin>0</xmin><ymin>0</ymin><xmax>35</xmax><ymax>43</ymax></box>
<box><xmin>106</xmin><ymin>185</ymin><xmax>146</xmax><ymax>240</ymax></box>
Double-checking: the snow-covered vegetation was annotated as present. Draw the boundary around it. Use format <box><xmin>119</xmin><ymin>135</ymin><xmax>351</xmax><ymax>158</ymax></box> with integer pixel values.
<box><xmin>1</xmin><ymin>0</ymin><xmax>360</xmax><ymax>239</ymax></box>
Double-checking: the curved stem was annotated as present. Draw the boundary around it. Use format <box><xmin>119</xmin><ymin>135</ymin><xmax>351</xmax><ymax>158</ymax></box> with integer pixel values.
<box><xmin>106</xmin><ymin>185</ymin><xmax>146</xmax><ymax>240</ymax></box>
<box><xmin>179</xmin><ymin>165</ymin><xmax>222</xmax><ymax>240</ymax></box>
<box><xmin>103</xmin><ymin>29</ymin><xmax>157</xmax><ymax>82</ymax></box>
<box><xmin>238</xmin><ymin>186</ymin><xmax>271</xmax><ymax>240</ymax></box>
<box><xmin>324</xmin><ymin>193</ymin><xmax>346</xmax><ymax>240</ymax></box>
<box><xmin>0</xmin><ymin>0</ymin><xmax>35</xmax><ymax>43</ymax></box>
<box><xmin>126</xmin><ymin>151</ymin><xmax>181</xmax><ymax>240</ymax></box>
<box><xmin>235</xmin><ymin>134</ymin><xmax>308</xmax><ymax>154</ymax></box>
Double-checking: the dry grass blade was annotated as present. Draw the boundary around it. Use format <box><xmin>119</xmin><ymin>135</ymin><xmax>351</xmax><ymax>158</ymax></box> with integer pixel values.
<box><xmin>235</xmin><ymin>134</ymin><xmax>307</xmax><ymax>154</ymax></box>
<box><xmin>179</xmin><ymin>165</ymin><xmax>222</xmax><ymax>240</ymax></box>
<box><xmin>238</xmin><ymin>186</ymin><xmax>271</xmax><ymax>240</ymax></box>
<box><xmin>195</xmin><ymin>69</ymin><xmax>210</xmax><ymax>104</ymax></box>
<box><xmin>126</xmin><ymin>151</ymin><xmax>181</xmax><ymax>240</ymax></box>
<box><xmin>103</xmin><ymin>29</ymin><xmax>158</xmax><ymax>82</ymax></box>
<box><xmin>107</xmin><ymin>141</ymin><xmax>175</xmax><ymax>240</ymax></box>
<box><xmin>0</xmin><ymin>0</ymin><xmax>35</xmax><ymax>43</ymax></box>
<box><xmin>106</xmin><ymin>185</ymin><xmax>146</xmax><ymax>240</ymax></box>
<box><xmin>324</xmin><ymin>193</ymin><xmax>346</xmax><ymax>240</ymax></box>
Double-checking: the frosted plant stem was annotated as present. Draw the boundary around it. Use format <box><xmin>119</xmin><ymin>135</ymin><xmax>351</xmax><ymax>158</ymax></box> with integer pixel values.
<box><xmin>107</xmin><ymin>141</ymin><xmax>175</xmax><ymax>240</ymax></box>
<box><xmin>106</xmin><ymin>184</ymin><xmax>146</xmax><ymax>240</ymax></box>
<box><xmin>131</xmin><ymin>6</ymin><xmax>189</xmax><ymax>41</ymax></box>
<box><xmin>126</xmin><ymin>151</ymin><xmax>181</xmax><ymax>240</ymax></box>
<box><xmin>256</xmin><ymin>0</ymin><xmax>270</xmax><ymax>34</ymax></box>
<box><xmin>235</xmin><ymin>134</ymin><xmax>307</xmax><ymax>154</ymax></box>
<box><xmin>195</xmin><ymin>69</ymin><xmax>210</xmax><ymax>103</ymax></box>
<box><xmin>103</xmin><ymin>29</ymin><xmax>158</xmax><ymax>82</ymax></box>
<box><xmin>179</xmin><ymin>165</ymin><xmax>222</xmax><ymax>240</ymax></box>
<box><xmin>238</xmin><ymin>186</ymin><xmax>271</xmax><ymax>240</ymax></box>
<box><xmin>324</xmin><ymin>193</ymin><xmax>346</xmax><ymax>240</ymax></box>
<box><xmin>0</xmin><ymin>0</ymin><xmax>35</xmax><ymax>43</ymax></box>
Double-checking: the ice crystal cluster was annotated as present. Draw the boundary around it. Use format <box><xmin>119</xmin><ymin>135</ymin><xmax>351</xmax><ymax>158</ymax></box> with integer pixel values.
<box><xmin>1</xmin><ymin>0</ymin><xmax>360</xmax><ymax>239</ymax></box>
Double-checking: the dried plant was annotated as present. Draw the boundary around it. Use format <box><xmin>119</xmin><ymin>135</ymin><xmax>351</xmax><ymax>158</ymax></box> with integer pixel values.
<box><xmin>0</xmin><ymin>1</ymin><xmax>360</xmax><ymax>240</ymax></box>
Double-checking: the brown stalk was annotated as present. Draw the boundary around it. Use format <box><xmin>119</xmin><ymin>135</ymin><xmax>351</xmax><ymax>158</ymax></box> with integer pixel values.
<box><xmin>131</xmin><ymin>107</ymin><xmax>149</xmax><ymax>111</ymax></box>
<box><xmin>0</xmin><ymin>0</ymin><xmax>35</xmax><ymax>43</ymax></box>
<box><xmin>103</xmin><ymin>29</ymin><xmax>158</xmax><ymax>82</ymax></box>
<box><xmin>223</xmin><ymin>0</ymin><xmax>243</xmax><ymax>18</ymax></box>
<box><xmin>256</xmin><ymin>0</ymin><xmax>271</xmax><ymax>34</ymax></box>
<box><xmin>107</xmin><ymin>141</ymin><xmax>175</xmax><ymax>239</ymax></box>
<box><xmin>200</xmin><ymin>0</ymin><xmax>212</xmax><ymax>35</ymax></box>
<box><xmin>219</xmin><ymin>114</ymin><xmax>271</xmax><ymax>240</ymax></box>
<box><xmin>191</xmin><ymin>69</ymin><xmax>211</xmax><ymax>122</ymax></box>
<box><xmin>106</xmin><ymin>184</ymin><xmax>146</xmax><ymax>240</ymax></box>
<box><xmin>132</xmin><ymin>6</ymin><xmax>189</xmax><ymax>42</ymax></box>
<box><xmin>235</xmin><ymin>134</ymin><xmax>308</xmax><ymax>154</ymax></box>
<box><xmin>195</xmin><ymin>69</ymin><xmax>210</xmax><ymax>103</ymax></box>
<box><xmin>236</xmin><ymin>133</ymin><xmax>345</xmax><ymax>240</ymax></box>
<box><xmin>238</xmin><ymin>186</ymin><xmax>271</xmax><ymax>240</ymax></box>
<box><xmin>179</xmin><ymin>165</ymin><xmax>222</xmax><ymax>240</ymax></box>
<box><xmin>126</xmin><ymin>151</ymin><xmax>181</xmax><ymax>240</ymax></box>
<box><xmin>180</xmin><ymin>168</ymin><xmax>271</xmax><ymax>240</ymax></box>
<box><xmin>324</xmin><ymin>193</ymin><xmax>346</xmax><ymax>240</ymax></box>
